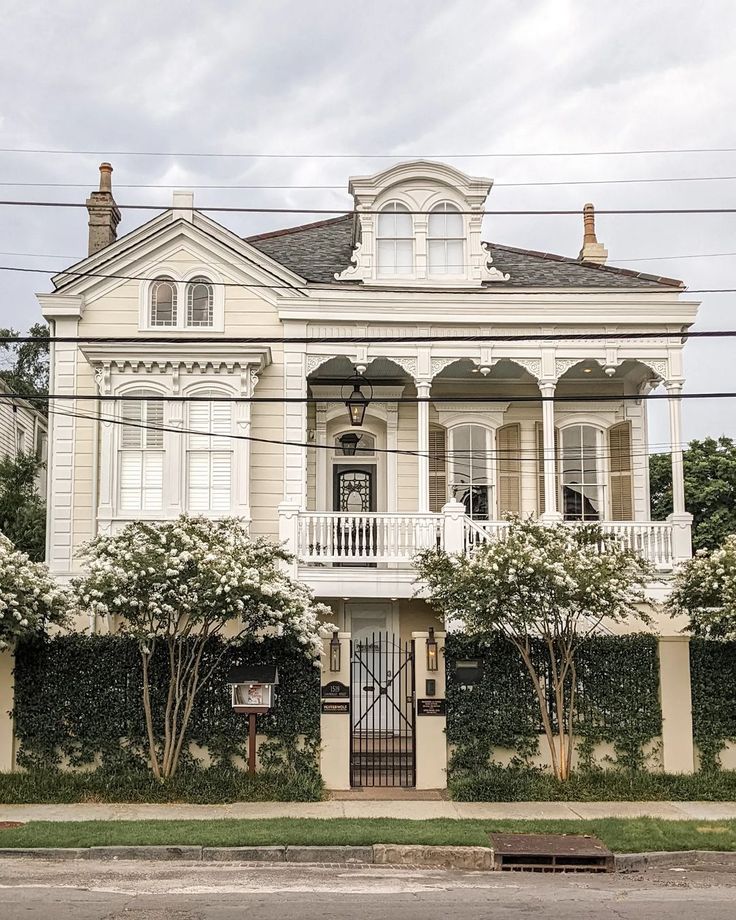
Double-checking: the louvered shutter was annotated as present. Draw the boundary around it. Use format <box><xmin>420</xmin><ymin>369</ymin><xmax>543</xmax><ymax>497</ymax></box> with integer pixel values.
<box><xmin>497</xmin><ymin>424</ymin><xmax>521</xmax><ymax>515</ymax></box>
<box><xmin>428</xmin><ymin>425</ymin><xmax>447</xmax><ymax>512</ymax></box>
<box><xmin>609</xmin><ymin>421</ymin><xmax>633</xmax><ymax>521</ymax></box>
<box><xmin>119</xmin><ymin>398</ymin><xmax>164</xmax><ymax>511</ymax></box>
<box><xmin>536</xmin><ymin>422</ymin><xmax>559</xmax><ymax>515</ymax></box>
<box><xmin>187</xmin><ymin>398</ymin><xmax>233</xmax><ymax>512</ymax></box>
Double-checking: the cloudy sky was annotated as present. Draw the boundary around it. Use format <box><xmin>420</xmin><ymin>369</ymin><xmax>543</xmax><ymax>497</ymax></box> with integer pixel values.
<box><xmin>1</xmin><ymin>0</ymin><xmax>734</xmax><ymax>445</ymax></box>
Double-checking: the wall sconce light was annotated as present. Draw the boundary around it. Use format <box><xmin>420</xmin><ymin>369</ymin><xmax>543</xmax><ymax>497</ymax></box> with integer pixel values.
<box><xmin>426</xmin><ymin>626</ymin><xmax>438</xmax><ymax>672</ymax></box>
<box><xmin>338</xmin><ymin>432</ymin><xmax>362</xmax><ymax>456</ymax></box>
<box><xmin>344</xmin><ymin>373</ymin><xmax>372</xmax><ymax>427</ymax></box>
<box><xmin>330</xmin><ymin>630</ymin><xmax>341</xmax><ymax>672</ymax></box>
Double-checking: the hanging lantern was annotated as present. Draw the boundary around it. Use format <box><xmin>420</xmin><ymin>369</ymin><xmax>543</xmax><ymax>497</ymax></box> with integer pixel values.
<box><xmin>329</xmin><ymin>630</ymin><xmax>341</xmax><ymax>672</ymax></box>
<box><xmin>344</xmin><ymin>374</ymin><xmax>371</xmax><ymax>427</ymax></box>
<box><xmin>426</xmin><ymin>626</ymin><xmax>439</xmax><ymax>672</ymax></box>
<box><xmin>338</xmin><ymin>432</ymin><xmax>362</xmax><ymax>456</ymax></box>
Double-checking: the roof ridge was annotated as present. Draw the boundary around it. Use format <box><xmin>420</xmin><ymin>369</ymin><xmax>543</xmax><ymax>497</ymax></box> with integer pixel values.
<box><xmin>245</xmin><ymin>213</ymin><xmax>352</xmax><ymax>243</ymax></box>
<box><xmin>485</xmin><ymin>240</ymin><xmax>684</xmax><ymax>288</ymax></box>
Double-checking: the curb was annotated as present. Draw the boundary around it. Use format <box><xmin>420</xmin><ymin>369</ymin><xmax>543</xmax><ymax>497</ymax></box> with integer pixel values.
<box><xmin>0</xmin><ymin>845</ymin><xmax>733</xmax><ymax>872</ymax></box>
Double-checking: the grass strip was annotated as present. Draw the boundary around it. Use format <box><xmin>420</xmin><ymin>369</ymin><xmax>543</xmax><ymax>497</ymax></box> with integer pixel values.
<box><xmin>0</xmin><ymin>817</ymin><xmax>735</xmax><ymax>853</ymax></box>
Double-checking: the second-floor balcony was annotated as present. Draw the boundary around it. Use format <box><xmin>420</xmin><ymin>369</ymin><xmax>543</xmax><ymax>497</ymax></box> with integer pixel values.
<box><xmin>286</xmin><ymin>506</ymin><xmax>687</xmax><ymax>571</ymax></box>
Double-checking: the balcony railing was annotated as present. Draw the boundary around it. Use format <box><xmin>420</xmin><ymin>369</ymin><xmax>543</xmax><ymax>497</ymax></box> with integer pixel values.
<box><xmin>287</xmin><ymin>509</ymin><xmax>684</xmax><ymax>570</ymax></box>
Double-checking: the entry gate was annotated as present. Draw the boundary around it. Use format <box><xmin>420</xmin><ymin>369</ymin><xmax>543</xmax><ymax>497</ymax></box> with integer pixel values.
<box><xmin>350</xmin><ymin>633</ymin><xmax>415</xmax><ymax>787</ymax></box>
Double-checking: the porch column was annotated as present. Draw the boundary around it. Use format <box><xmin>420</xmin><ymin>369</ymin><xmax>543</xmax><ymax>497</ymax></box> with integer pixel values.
<box><xmin>0</xmin><ymin>648</ymin><xmax>14</xmax><ymax>772</ymax></box>
<box><xmin>416</xmin><ymin>379</ymin><xmax>431</xmax><ymax>512</ymax></box>
<box><xmin>413</xmin><ymin>630</ymin><xmax>447</xmax><ymax>790</ymax></box>
<box><xmin>665</xmin><ymin>379</ymin><xmax>693</xmax><ymax>561</ymax></box>
<box><xmin>539</xmin><ymin>380</ymin><xmax>561</xmax><ymax>521</ymax></box>
<box><xmin>320</xmin><ymin>632</ymin><xmax>352</xmax><ymax>790</ymax></box>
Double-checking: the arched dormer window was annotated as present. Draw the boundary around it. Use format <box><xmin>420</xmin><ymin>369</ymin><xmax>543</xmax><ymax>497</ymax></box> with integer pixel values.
<box><xmin>428</xmin><ymin>203</ymin><xmax>464</xmax><ymax>275</ymax></box>
<box><xmin>150</xmin><ymin>278</ymin><xmax>177</xmax><ymax>327</ymax></box>
<box><xmin>186</xmin><ymin>277</ymin><xmax>214</xmax><ymax>327</ymax></box>
<box><xmin>376</xmin><ymin>202</ymin><xmax>413</xmax><ymax>278</ymax></box>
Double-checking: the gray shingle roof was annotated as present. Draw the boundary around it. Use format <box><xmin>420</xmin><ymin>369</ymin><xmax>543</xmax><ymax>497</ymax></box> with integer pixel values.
<box><xmin>245</xmin><ymin>215</ymin><xmax>682</xmax><ymax>289</ymax></box>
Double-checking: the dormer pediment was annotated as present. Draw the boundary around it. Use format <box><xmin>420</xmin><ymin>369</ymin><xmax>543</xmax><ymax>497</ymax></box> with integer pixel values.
<box><xmin>337</xmin><ymin>159</ymin><xmax>509</xmax><ymax>286</ymax></box>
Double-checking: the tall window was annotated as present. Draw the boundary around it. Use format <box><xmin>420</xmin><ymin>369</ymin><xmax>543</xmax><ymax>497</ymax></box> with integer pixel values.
<box><xmin>376</xmin><ymin>202</ymin><xmax>413</xmax><ymax>277</ymax></box>
<box><xmin>150</xmin><ymin>278</ymin><xmax>177</xmax><ymax>327</ymax></box>
<box><xmin>186</xmin><ymin>277</ymin><xmax>214</xmax><ymax>326</ymax></box>
<box><xmin>428</xmin><ymin>203</ymin><xmax>464</xmax><ymax>275</ymax></box>
<box><xmin>560</xmin><ymin>424</ymin><xmax>604</xmax><ymax>521</ymax></box>
<box><xmin>187</xmin><ymin>395</ymin><xmax>233</xmax><ymax>513</ymax></box>
<box><xmin>118</xmin><ymin>395</ymin><xmax>164</xmax><ymax>512</ymax></box>
<box><xmin>449</xmin><ymin>424</ymin><xmax>492</xmax><ymax>520</ymax></box>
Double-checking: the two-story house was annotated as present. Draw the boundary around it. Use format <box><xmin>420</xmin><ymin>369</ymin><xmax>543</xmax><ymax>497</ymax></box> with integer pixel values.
<box><xmin>39</xmin><ymin>159</ymin><xmax>697</xmax><ymax>648</ymax></box>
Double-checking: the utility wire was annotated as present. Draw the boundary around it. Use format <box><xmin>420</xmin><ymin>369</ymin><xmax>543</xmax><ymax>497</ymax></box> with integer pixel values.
<box><xmin>2</xmin><ymin>145</ymin><xmax>736</xmax><ymax>158</ymax></box>
<box><xmin>44</xmin><ymin>402</ymin><xmax>690</xmax><ymax>465</ymax></box>
<box><xmin>1</xmin><ymin>200</ymin><xmax>736</xmax><ymax>216</ymax></box>
<box><xmin>0</xmin><ymin>391</ymin><xmax>729</xmax><ymax>405</ymax></box>
<box><xmin>3</xmin><ymin>175</ymin><xmax>736</xmax><ymax>190</ymax></box>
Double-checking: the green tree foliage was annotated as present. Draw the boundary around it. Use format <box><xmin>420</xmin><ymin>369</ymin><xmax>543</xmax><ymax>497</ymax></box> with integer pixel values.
<box><xmin>668</xmin><ymin>534</ymin><xmax>736</xmax><ymax>640</ymax></box>
<box><xmin>74</xmin><ymin>515</ymin><xmax>330</xmax><ymax>781</ymax></box>
<box><xmin>0</xmin><ymin>322</ymin><xmax>50</xmax><ymax>399</ymax></box>
<box><xmin>416</xmin><ymin>519</ymin><xmax>651</xmax><ymax>781</ymax></box>
<box><xmin>0</xmin><ymin>452</ymin><xmax>46</xmax><ymax>561</ymax></box>
<box><xmin>650</xmin><ymin>437</ymin><xmax>736</xmax><ymax>551</ymax></box>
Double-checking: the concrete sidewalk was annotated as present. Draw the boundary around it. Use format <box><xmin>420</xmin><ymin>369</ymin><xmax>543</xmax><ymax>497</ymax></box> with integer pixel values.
<box><xmin>1</xmin><ymin>800</ymin><xmax>736</xmax><ymax>822</ymax></box>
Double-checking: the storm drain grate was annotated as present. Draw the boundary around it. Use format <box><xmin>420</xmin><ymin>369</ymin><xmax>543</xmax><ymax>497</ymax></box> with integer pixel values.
<box><xmin>490</xmin><ymin>834</ymin><xmax>614</xmax><ymax>873</ymax></box>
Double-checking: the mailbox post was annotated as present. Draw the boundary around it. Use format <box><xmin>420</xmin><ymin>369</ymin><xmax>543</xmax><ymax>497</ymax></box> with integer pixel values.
<box><xmin>226</xmin><ymin>665</ymin><xmax>279</xmax><ymax>774</ymax></box>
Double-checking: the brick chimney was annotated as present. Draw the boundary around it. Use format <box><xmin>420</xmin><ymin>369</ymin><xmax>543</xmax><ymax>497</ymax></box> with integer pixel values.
<box><xmin>578</xmin><ymin>202</ymin><xmax>608</xmax><ymax>264</ymax></box>
<box><xmin>86</xmin><ymin>162</ymin><xmax>121</xmax><ymax>256</ymax></box>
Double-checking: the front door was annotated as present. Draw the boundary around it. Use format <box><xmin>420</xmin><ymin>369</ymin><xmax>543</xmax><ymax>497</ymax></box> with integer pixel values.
<box><xmin>333</xmin><ymin>466</ymin><xmax>376</xmax><ymax>561</ymax></box>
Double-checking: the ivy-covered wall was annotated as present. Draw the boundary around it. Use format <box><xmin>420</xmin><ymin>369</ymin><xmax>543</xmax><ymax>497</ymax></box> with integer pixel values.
<box><xmin>13</xmin><ymin>634</ymin><xmax>320</xmax><ymax>771</ymax></box>
<box><xmin>690</xmin><ymin>638</ymin><xmax>736</xmax><ymax>771</ymax></box>
<box><xmin>445</xmin><ymin>633</ymin><xmax>663</xmax><ymax>771</ymax></box>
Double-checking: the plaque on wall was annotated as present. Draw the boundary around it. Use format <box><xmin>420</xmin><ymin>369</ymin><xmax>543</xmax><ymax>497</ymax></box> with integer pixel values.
<box><xmin>321</xmin><ymin>701</ymin><xmax>350</xmax><ymax>714</ymax></box>
<box><xmin>417</xmin><ymin>698</ymin><xmax>446</xmax><ymax>716</ymax></box>
<box><xmin>321</xmin><ymin>680</ymin><xmax>350</xmax><ymax>699</ymax></box>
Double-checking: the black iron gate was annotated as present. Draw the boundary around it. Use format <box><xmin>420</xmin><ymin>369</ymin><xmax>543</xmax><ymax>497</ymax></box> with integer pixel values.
<box><xmin>350</xmin><ymin>633</ymin><xmax>415</xmax><ymax>787</ymax></box>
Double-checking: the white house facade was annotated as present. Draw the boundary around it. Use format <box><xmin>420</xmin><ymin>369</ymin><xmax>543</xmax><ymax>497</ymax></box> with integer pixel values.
<box><xmin>39</xmin><ymin>160</ymin><xmax>698</xmax><ymax>644</ymax></box>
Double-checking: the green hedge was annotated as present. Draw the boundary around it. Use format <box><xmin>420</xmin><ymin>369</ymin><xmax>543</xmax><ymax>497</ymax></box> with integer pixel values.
<box><xmin>445</xmin><ymin>633</ymin><xmax>662</xmax><ymax>771</ymax></box>
<box><xmin>13</xmin><ymin>634</ymin><xmax>320</xmax><ymax>773</ymax></box>
<box><xmin>690</xmin><ymin>639</ymin><xmax>736</xmax><ymax>771</ymax></box>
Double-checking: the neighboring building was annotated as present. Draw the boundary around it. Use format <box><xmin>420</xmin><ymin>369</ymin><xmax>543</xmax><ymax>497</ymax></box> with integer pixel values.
<box><xmin>0</xmin><ymin>378</ymin><xmax>47</xmax><ymax>499</ymax></box>
<box><xmin>39</xmin><ymin>159</ymin><xmax>697</xmax><ymax>640</ymax></box>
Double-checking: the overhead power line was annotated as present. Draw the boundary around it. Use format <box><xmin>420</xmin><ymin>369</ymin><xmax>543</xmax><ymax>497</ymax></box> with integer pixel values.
<box><xmin>0</xmin><ymin>330</ymin><xmax>729</xmax><ymax>345</ymax></box>
<box><xmin>1</xmin><ymin>200</ymin><xmax>736</xmax><ymax>216</ymax></box>
<box><xmin>1</xmin><ymin>145</ymin><xmax>736</xmax><ymax>159</ymax></box>
<box><xmin>44</xmin><ymin>402</ymin><xmax>689</xmax><ymax>464</ymax></box>
<box><xmin>1</xmin><ymin>392</ymin><xmax>731</xmax><ymax>405</ymax></box>
<box><xmin>3</xmin><ymin>175</ymin><xmax>736</xmax><ymax>190</ymax></box>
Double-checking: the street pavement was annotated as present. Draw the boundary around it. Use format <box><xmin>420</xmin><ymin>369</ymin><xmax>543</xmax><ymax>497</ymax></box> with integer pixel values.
<box><xmin>2</xmin><ymin>799</ymin><xmax>736</xmax><ymax>821</ymax></box>
<box><xmin>0</xmin><ymin>858</ymin><xmax>736</xmax><ymax>919</ymax></box>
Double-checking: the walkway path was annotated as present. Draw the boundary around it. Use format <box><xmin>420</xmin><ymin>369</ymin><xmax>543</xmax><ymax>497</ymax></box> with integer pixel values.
<box><xmin>1</xmin><ymin>800</ymin><xmax>736</xmax><ymax>822</ymax></box>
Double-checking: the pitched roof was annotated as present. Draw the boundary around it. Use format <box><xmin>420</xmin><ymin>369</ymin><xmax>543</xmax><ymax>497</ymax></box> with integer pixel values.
<box><xmin>245</xmin><ymin>214</ymin><xmax>684</xmax><ymax>289</ymax></box>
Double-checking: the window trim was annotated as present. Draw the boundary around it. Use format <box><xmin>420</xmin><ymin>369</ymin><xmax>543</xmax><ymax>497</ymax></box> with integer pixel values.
<box><xmin>375</xmin><ymin>201</ymin><xmax>414</xmax><ymax>278</ymax></box>
<box><xmin>141</xmin><ymin>270</ymin><xmax>223</xmax><ymax>332</ymax></box>
<box><xmin>427</xmin><ymin>201</ymin><xmax>465</xmax><ymax>277</ymax></box>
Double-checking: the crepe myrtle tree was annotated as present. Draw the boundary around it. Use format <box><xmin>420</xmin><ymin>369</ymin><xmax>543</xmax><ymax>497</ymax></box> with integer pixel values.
<box><xmin>415</xmin><ymin>518</ymin><xmax>651</xmax><ymax>781</ymax></box>
<box><xmin>0</xmin><ymin>533</ymin><xmax>70</xmax><ymax>649</ymax></box>
<box><xmin>668</xmin><ymin>534</ymin><xmax>736</xmax><ymax>639</ymax></box>
<box><xmin>74</xmin><ymin>515</ymin><xmax>330</xmax><ymax>781</ymax></box>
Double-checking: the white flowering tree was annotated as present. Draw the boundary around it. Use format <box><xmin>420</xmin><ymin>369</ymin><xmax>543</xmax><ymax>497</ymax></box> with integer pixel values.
<box><xmin>668</xmin><ymin>534</ymin><xmax>736</xmax><ymax>638</ymax></box>
<box><xmin>416</xmin><ymin>518</ymin><xmax>651</xmax><ymax>781</ymax></box>
<box><xmin>74</xmin><ymin>515</ymin><xmax>328</xmax><ymax>781</ymax></box>
<box><xmin>0</xmin><ymin>533</ymin><xmax>70</xmax><ymax>649</ymax></box>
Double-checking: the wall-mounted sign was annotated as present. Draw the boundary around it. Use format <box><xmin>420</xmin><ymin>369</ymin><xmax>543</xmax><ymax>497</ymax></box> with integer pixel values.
<box><xmin>417</xmin><ymin>698</ymin><xmax>446</xmax><ymax>716</ymax></box>
<box><xmin>321</xmin><ymin>680</ymin><xmax>349</xmax><ymax>699</ymax></box>
<box><xmin>321</xmin><ymin>700</ymin><xmax>350</xmax><ymax>714</ymax></box>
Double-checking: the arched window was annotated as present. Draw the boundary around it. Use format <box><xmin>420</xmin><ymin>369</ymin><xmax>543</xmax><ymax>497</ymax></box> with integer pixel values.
<box><xmin>187</xmin><ymin>393</ymin><xmax>233</xmax><ymax>513</ymax></box>
<box><xmin>428</xmin><ymin>203</ymin><xmax>464</xmax><ymax>275</ymax></box>
<box><xmin>118</xmin><ymin>392</ymin><xmax>164</xmax><ymax>512</ymax></box>
<box><xmin>150</xmin><ymin>278</ymin><xmax>177</xmax><ymax>327</ymax></box>
<box><xmin>449</xmin><ymin>424</ymin><xmax>492</xmax><ymax>520</ymax></box>
<box><xmin>186</xmin><ymin>277</ymin><xmax>214</xmax><ymax>327</ymax></box>
<box><xmin>560</xmin><ymin>424</ymin><xmax>604</xmax><ymax>521</ymax></box>
<box><xmin>376</xmin><ymin>202</ymin><xmax>413</xmax><ymax>277</ymax></box>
